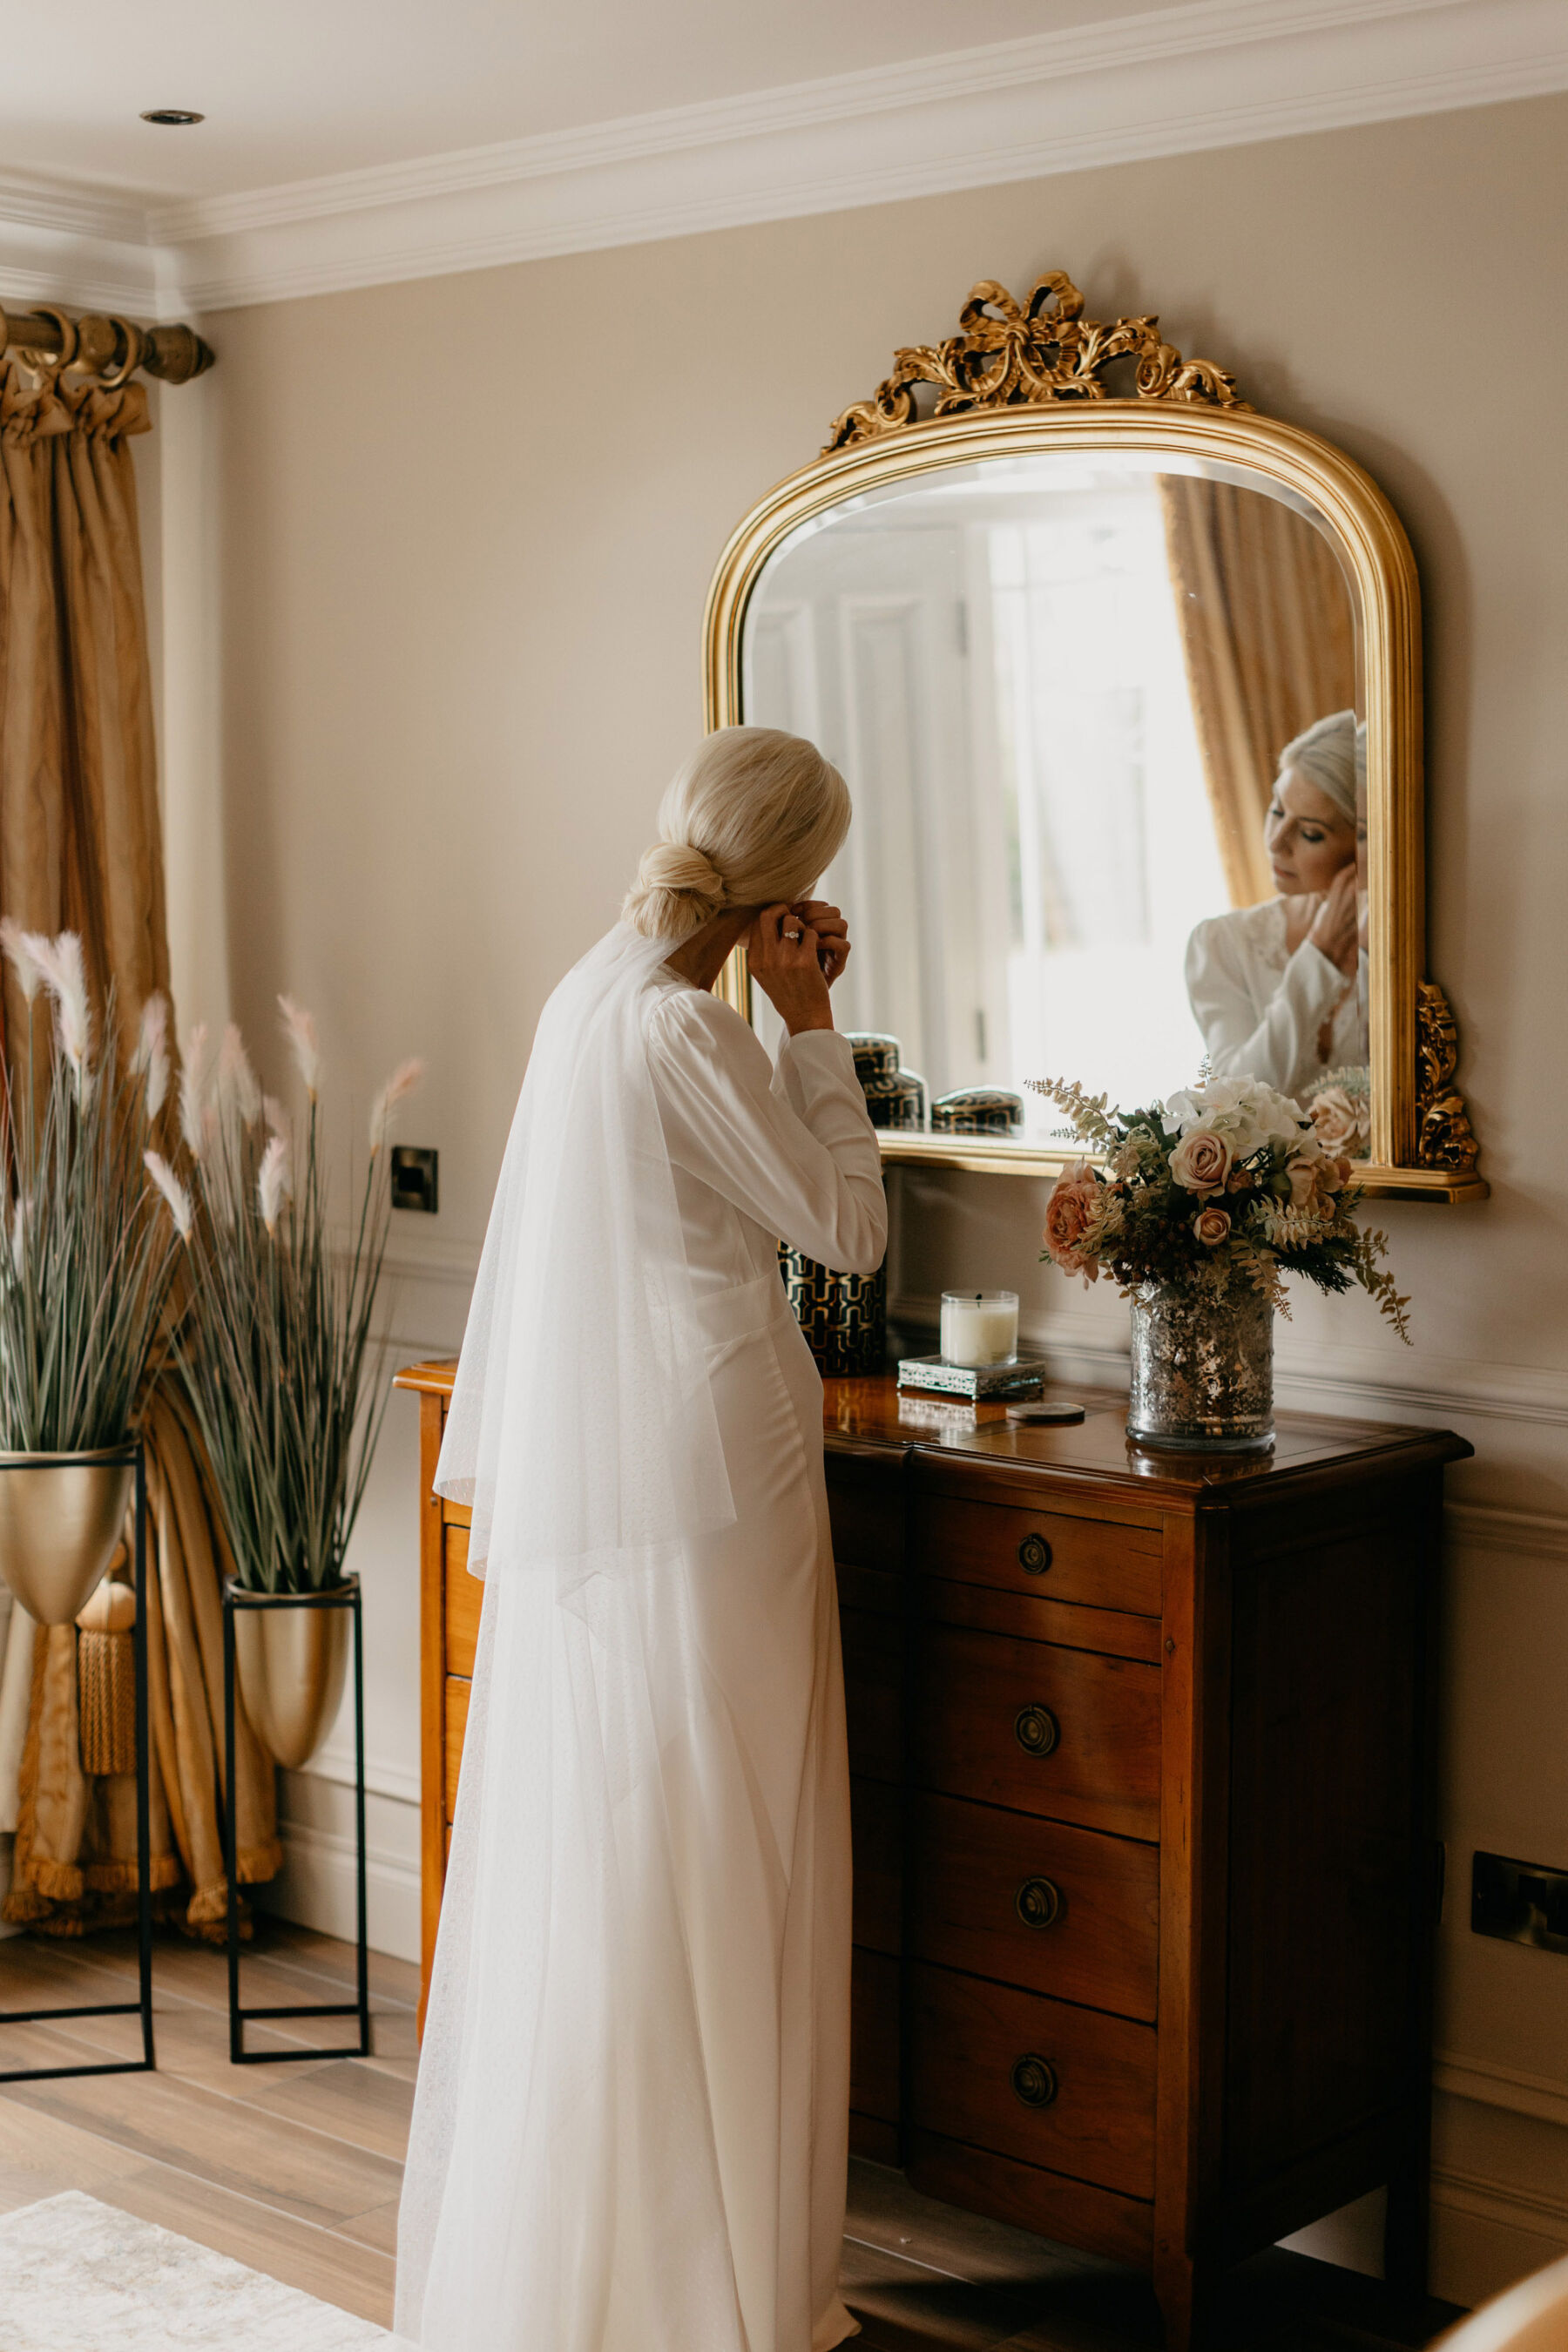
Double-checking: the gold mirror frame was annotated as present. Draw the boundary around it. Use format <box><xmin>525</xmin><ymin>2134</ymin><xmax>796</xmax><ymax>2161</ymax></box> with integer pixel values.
<box><xmin>704</xmin><ymin>274</ymin><xmax>1484</xmax><ymax>1202</ymax></box>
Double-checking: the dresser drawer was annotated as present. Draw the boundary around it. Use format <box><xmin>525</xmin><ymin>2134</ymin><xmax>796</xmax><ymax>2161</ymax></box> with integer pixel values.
<box><xmin>916</xmin><ymin>1494</ymin><xmax>1161</xmax><ymax>1619</ymax></box>
<box><xmin>909</xmin><ymin>1962</ymin><xmax>1156</xmax><ymax>2199</ymax></box>
<box><xmin>851</xmin><ymin>1945</ymin><xmax>900</xmax><ymax>2125</ymax></box>
<box><xmin>443</xmin><ymin>1674</ymin><xmax>470</xmax><ymax>1819</ymax></box>
<box><xmin>841</xmin><ymin>1605</ymin><xmax>902</xmax><ymax>1782</ymax></box>
<box><xmin>913</xmin><ymin>1624</ymin><xmax>1161</xmax><ymax>1842</ymax></box>
<box><xmin>444</xmin><ymin>1526</ymin><xmax>482</xmax><ymax>1678</ymax></box>
<box><xmin>828</xmin><ymin>1449</ymin><xmax>905</xmax><ymax>1574</ymax></box>
<box><xmin>851</xmin><ymin>1774</ymin><xmax>902</xmax><ymax>1953</ymax></box>
<box><xmin>911</xmin><ymin>1794</ymin><xmax>1159</xmax><ymax>2020</ymax></box>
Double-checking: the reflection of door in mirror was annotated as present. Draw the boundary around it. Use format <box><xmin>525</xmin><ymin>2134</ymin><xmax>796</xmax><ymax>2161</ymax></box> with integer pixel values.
<box><xmin>742</xmin><ymin>454</ymin><xmax>1369</xmax><ymax>1150</ymax></box>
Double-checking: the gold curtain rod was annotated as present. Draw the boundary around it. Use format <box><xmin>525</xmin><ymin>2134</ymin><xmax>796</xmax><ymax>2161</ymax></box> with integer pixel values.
<box><xmin>0</xmin><ymin>302</ymin><xmax>213</xmax><ymax>388</ymax></box>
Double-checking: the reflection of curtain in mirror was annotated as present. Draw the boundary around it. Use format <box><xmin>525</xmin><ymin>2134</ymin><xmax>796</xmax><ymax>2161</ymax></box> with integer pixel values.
<box><xmin>1159</xmin><ymin>478</ymin><xmax>1355</xmax><ymax>908</ymax></box>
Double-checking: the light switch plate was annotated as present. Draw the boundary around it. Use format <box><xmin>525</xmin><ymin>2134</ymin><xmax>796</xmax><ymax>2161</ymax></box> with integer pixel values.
<box><xmin>1471</xmin><ymin>1850</ymin><xmax>1568</xmax><ymax>1954</ymax></box>
<box><xmin>390</xmin><ymin>1145</ymin><xmax>438</xmax><ymax>1214</ymax></box>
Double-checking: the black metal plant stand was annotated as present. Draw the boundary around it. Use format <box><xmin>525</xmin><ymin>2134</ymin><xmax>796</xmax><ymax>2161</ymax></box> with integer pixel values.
<box><xmin>222</xmin><ymin>1575</ymin><xmax>369</xmax><ymax>2063</ymax></box>
<box><xmin>0</xmin><ymin>1441</ymin><xmax>156</xmax><ymax>2085</ymax></box>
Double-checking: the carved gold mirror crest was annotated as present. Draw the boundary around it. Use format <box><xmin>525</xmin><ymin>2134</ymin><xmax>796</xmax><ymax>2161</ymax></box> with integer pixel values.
<box><xmin>705</xmin><ymin>274</ymin><xmax>1483</xmax><ymax>1202</ymax></box>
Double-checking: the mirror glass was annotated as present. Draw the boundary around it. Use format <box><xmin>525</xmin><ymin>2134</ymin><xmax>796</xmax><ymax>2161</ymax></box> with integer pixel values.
<box><xmin>741</xmin><ymin>447</ymin><xmax>1369</xmax><ymax>1156</ymax></box>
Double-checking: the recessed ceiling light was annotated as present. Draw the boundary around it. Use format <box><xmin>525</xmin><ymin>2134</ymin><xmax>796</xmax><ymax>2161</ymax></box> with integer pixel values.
<box><xmin>140</xmin><ymin>108</ymin><xmax>205</xmax><ymax>126</ymax></box>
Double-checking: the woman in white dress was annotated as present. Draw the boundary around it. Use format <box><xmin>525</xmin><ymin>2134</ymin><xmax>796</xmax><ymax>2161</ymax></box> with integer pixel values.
<box><xmin>395</xmin><ymin>727</ymin><xmax>886</xmax><ymax>2352</ymax></box>
<box><xmin>1185</xmin><ymin>709</ymin><xmax>1368</xmax><ymax>1102</ymax></box>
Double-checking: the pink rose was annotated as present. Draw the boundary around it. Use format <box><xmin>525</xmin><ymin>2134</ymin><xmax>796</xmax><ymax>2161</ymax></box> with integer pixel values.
<box><xmin>1309</xmin><ymin>1087</ymin><xmax>1362</xmax><ymax>1155</ymax></box>
<box><xmin>1193</xmin><ymin>1205</ymin><xmax>1231</xmax><ymax>1247</ymax></box>
<box><xmin>1286</xmin><ymin>1150</ymin><xmax>1321</xmax><ymax>1210</ymax></box>
<box><xmin>1044</xmin><ymin>1162</ymin><xmax>1101</xmax><ymax>1281</ymax></box>
<box><xmin>1170</xmin><ymin>1128</ymin><xmax>1232</xmax><ymax>1194</ymax></box>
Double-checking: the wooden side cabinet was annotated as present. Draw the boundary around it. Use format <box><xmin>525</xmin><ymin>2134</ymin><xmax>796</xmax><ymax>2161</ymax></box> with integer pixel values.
<box><xmin>395</xmin><ymin>1361</ymin><xmax>470</xmax><ymax>2037</ymax></box>
<box><xmin>825</xmin><ymin>1376</ymin><xmax>1468</xmax><ymax>2350</ymax></box>
<box><xmin>400</xmin><ymin>1358</ymin><xmax>1468</xmax><ymax>2349</ymax></box>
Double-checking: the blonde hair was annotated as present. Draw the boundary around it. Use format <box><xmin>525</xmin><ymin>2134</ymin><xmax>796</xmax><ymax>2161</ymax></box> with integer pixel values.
<box><xmin>622</xmin><ymin>727</ymin><xmax>851</xmax><ymax>941</ymax></box>
<box><xmin>1277</xmin><ymin>708</ymin><xmax>1365</xmax><ymax>824</ymax></box>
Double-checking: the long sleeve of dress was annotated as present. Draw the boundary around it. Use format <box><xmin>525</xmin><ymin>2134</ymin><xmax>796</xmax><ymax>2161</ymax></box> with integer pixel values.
<box><xmin>647</xmin><ymin>988</ymin><xmax>887</xmax><ymax>1274</ymax></box>
<box><xmin>1185</xmin><ymin>913</ymin><xmax>1347</xmax><ymax>1102</ymax></box>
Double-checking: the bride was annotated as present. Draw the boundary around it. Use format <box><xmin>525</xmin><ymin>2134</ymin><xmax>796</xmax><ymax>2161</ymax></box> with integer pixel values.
<box><xmin>395</xmin><ymin>727</ymin><xmax>886</xmax><ymax>2352</ymax></box>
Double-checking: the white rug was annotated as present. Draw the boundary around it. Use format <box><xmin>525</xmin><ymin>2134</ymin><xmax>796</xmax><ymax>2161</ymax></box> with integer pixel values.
<box><xmin>0</xmin><ymin>2191</ymin><xmax>393</xmax><ymax>2349</ymax></box>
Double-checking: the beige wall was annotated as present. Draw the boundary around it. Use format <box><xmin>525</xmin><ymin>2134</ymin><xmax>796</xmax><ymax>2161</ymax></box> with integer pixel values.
<box><xmin>159</xmin><ymin>90</ymin><xmax>1568</xmax><ymax>2302</ymax></box>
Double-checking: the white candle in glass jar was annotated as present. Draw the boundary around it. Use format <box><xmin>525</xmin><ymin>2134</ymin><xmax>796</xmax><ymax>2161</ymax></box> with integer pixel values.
<box><xmin>940</xmin><ymin>1290</ymin><xmax>1019</xmax><ymax>1367</ymax></box>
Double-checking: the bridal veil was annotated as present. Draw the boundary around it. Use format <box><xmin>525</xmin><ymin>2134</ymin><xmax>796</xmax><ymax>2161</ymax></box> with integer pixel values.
<box><xmin>397</xmin><ymin>926</ymin><xmax>773</xmax><ymax>2349</ymax></box>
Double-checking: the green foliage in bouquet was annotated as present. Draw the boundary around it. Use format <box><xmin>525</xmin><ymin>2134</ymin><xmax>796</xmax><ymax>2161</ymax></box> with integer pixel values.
<box><xmin>0</xmin><ymin>924</ymin><xmax>187</xmax><ymax>1452</ymax></box>
<box><xmin>1034</xmin><ymin>1072</ymin><xmax>1409</xmax><ymax>1340</ymax></box>
<box><xmin>175</xmin><ymin>1003</ymin><xmax>423</xmax><ymax>1592</ymax></box>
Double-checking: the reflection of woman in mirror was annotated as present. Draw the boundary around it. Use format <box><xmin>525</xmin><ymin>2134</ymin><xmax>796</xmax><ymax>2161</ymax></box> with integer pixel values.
<box><xmin>1185</xmin><ymin>710</ymin><xmax>1368</xmax><ymax>1104</ymax></box>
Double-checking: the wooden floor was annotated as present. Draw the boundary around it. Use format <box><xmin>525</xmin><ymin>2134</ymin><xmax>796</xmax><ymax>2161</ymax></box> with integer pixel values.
<box><xmin>0</xmin><ymin>1923</ymin><xmax>1462</xmax><ymax>2349</ymax></box>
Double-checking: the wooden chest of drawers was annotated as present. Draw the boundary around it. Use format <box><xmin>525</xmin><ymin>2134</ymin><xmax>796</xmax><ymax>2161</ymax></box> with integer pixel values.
<box><xmin>397</xmin><ymin>1360</ymin><xmax>1467</xmax><ymax>2349</ymax></box>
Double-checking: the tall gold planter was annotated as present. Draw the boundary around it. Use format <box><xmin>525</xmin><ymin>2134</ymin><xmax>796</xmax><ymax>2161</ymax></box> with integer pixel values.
<box><xmin>223</xmin><ymin>1575</ymin><xmax>368</xmax><ymax>2061</ymax></box>
<box><xmin>0</xmin><ymin>1449</ymin><xmax>134</xmax><ymax>1626</ymax></box>
<box><xmin>231</xmin><ymin>1585</ymin><xmax>354</xmax><ymax>1771</ymax></box>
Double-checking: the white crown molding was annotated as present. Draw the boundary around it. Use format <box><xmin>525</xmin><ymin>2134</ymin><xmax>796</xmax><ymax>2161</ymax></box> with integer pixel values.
<box><xmin>0</xmin><ymin>169</ymin><xmax>149</xmax><ymax>247</ymax></box>
<box><xmin>168</xmin><ymin>0</ymin><xmax>1568</xmax><ymax>311</ymax></box>
<box><xmin>0</xmin><ymin>0</ymin><xmax>1556</xmax><ymax>321</ymax></box>
<box><xmin>0</xmin><ymin>183</ymin><xmax>161</xmax><ymax>316</ymax></box>
<box><xmin>148</xmin><ymin>0</ymin><xmax>1461</xmax><ymax>247</ymax></box>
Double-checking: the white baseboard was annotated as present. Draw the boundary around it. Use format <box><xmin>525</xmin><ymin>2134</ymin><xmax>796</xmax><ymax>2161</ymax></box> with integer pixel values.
<box><xmin>1433</xmin><ymin>2165</ymin><xmax>1568</xmax><ymax>2308</ymax></box>
<box><xmin>263</xmin><ymin>1794</ymin><xmax>422</xmax><ymax>1966</ymax></box>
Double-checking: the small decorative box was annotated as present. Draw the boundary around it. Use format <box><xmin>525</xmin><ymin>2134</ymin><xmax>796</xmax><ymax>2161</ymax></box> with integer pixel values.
<box><xmin>931</xmin><ymin>1086</ymin><xmax>1025</xmax><ymax>1138</ymax></box>
<box><xmin>896</xmin><ymin>1351</ymin><xmax>1049</xmax><ymax>1400</ymax></box>
<box><xmin>864</xmin><ymin>1068</ymin><xmax>927</xmax><ymax>1131</ymax></box>
<box><xmin>847</xmin><ymin>1032</ymin><xmax>902</xmax><ymax>1085</ymax></box>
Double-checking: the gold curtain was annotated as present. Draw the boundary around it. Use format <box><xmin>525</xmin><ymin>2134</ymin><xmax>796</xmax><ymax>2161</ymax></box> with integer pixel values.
<box><xmin>1160</xmin><ymin>476</ymin><xmax>1357</xmax><ymax>909</ymax></box>
<box><xmin>0</xmin><ymin>352</ymin><xmax>280</xmax><ymax>1938</ymax></box>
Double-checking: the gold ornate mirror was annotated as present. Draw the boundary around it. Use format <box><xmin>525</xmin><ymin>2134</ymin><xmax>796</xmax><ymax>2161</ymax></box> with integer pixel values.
<box><xmin>705</xmin><ymin>273</ymin><xmax>1484</xmax><ymax>1201</ymax></box>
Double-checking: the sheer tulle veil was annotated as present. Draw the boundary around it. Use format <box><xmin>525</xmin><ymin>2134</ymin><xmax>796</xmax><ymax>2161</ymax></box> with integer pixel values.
<box><xmin>434</xmin><ymin>921</ymin><xmax>735</xmax><ymax>1589</ymax></box>
<box><xmin>395</xmin><ymin>924</ymin><xmax>759</xmax><ymax>2350</ymax></box>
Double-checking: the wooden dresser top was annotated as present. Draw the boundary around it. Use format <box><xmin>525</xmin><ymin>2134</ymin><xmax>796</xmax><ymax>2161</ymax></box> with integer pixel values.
<box><xmin>396</xmin><ymin>1358</ymin><xmax>1470</xmax><ymax>1514</ymax></box>
<box><xmin>823</xmin><ymin>1373</ymin><xmax>1470</xmax><ymax>1511</ymax></box>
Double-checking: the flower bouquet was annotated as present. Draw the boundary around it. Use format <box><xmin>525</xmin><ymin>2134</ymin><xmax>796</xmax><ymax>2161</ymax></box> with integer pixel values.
<box><xmin>1035</xmin><ymin>1072</ymin><xmax>1409</xmax><ymax>1452</ymax></box>
<box><xmin>1306</xmin><ymin>1067</ymin><xmax>1372</xmax><ymax>1161</ymax></box>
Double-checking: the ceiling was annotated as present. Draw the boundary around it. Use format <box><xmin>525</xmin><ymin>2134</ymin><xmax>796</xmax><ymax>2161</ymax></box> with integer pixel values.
<box><xmin>1</xmin><ymin>0</ymin><xmax>1557</xmax><ymax>317</ymax></box>
<box><xmin>3</xmin><ymin>0</ymin><xmax>1205</xmax><ymax>200</ymax></box>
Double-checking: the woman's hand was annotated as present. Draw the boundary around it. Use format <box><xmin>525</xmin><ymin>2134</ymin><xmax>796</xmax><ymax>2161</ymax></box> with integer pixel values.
<box><xmin>789</xmin><ymin>900</ymin><xmax>851</xmax><ymax>987</ymax></box>
<box><xmin>1307</xmin><ymin>864</ymin><xmax>1359</xmax><ymax>978</ymax></box>
<box><xmin>748</xmin><ymin>904</ymin><xmax>835</xmax><ymax>1036</ymax></box>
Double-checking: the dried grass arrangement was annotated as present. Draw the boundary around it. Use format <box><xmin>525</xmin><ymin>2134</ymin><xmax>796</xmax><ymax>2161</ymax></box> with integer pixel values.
<box><xmin>175</xmin><ymin>1000</ymin><xmax>422</xmax><ymax>1594</ymax></box>
<box><xmin>0</xmin><ymin>924</ymin><xmax>187</xmax><ymax>1452</ymax></box>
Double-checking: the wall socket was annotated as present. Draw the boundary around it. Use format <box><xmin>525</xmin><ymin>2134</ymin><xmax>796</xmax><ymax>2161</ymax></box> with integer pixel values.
<box><xmin>1471</xmin><ymin>1850</ymin><xmax>1568</xmax><ymax>1955</ymax></box>
<box><xmin>390</xmin><ymin>1145</ymin><xmax>438</xmax><ymax>1214</ymax></box>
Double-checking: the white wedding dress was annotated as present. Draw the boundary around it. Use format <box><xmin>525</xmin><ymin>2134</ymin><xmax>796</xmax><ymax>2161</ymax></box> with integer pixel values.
<box><xmin>395</xmin><ymin>940</ymin><xmax>886</xmax><ymax>2352</ymax></box>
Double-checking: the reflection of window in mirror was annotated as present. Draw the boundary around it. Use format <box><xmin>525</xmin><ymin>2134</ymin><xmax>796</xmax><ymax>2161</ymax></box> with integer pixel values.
<box><xmin>743</xmin><ymin>455</ymin><xmax>1367</xmax><ymax>1146</ymax></box>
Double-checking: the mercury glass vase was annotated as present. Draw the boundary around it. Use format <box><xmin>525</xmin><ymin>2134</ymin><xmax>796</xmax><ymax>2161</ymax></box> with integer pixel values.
<box><xmin>1126</xmin><ymin>1284</ymin><xmax>1274</xmax><ymax>1453</ymax></box>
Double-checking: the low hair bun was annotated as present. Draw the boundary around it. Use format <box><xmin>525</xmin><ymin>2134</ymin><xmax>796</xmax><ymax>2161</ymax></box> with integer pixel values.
<box><xmin>635</xmin><ymin>841</ymin><xmax>726</xmax><ymax>901</ymax></box>
<box><xmin>621</xmin><ymin>836</ymin><xmax>728</xmax><ymax>940</ymax></box>
<box><xmin>622</xmin><ymin>726</ymin><xmax>853</xmax><ymax>943</ymax></box>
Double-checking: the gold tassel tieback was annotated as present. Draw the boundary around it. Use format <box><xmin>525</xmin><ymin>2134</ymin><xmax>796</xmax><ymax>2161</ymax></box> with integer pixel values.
<box><xmin>76</xmin><ymin>1565</ymin><xmax>137</xmax><ymax>1778</ymax></box>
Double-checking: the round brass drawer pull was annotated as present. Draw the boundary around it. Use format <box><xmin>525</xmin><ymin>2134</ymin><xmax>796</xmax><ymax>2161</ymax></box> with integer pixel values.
<box><xmin>1010</xmin><ymin>2052</ymin><xmax>1058</xmax><ymax>2109</ymax></box>
<box><xmin>1017</xmin><ymin>1533</ymin><xmax>1052</xmax><ymax>1576</ymax></box>
<box><xmin>1015</xmin><ymin>1875</ymin><xmax>1062</xmax><ymax>1930</ymax></box>
<box><xmin>1013</xmin><ymin>1703</ymin><xmax>1059</xmax><ymax>1757</ymax></box>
